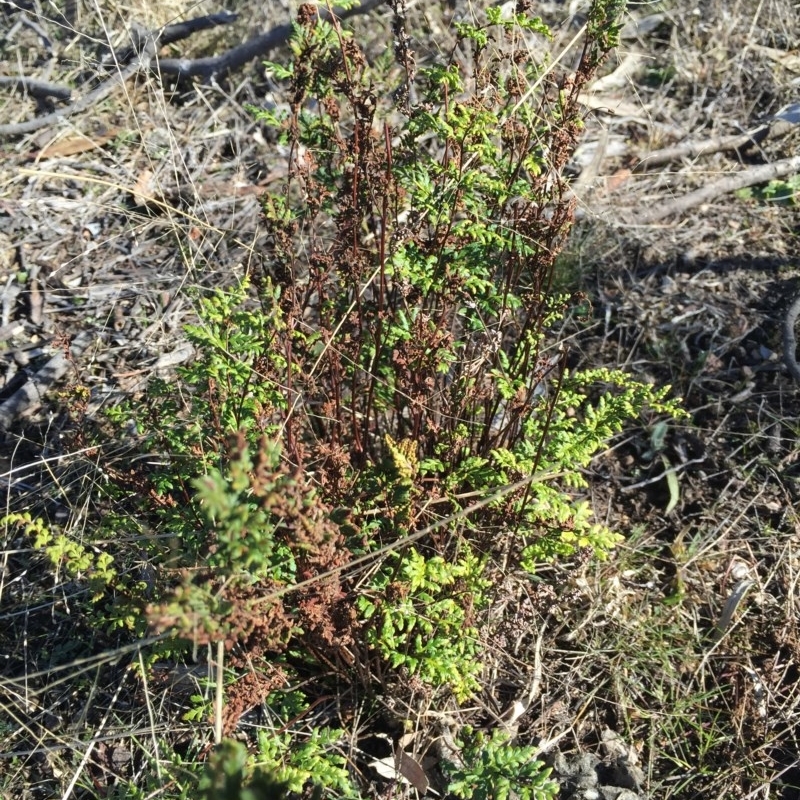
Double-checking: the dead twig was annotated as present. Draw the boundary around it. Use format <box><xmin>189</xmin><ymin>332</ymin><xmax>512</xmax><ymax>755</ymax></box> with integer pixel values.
<box><xmin>153</xmin><ymin>11</ymin><xmax>239</xmax><ymax>48</ymax></box>
<box><xmin>0</xmin><ymin>30</ymin><xmax>157</xmax><ymax>136</ymax></box>
<box><xmin>0</xmin><ymin>76</ymin><xmax>72</xmax><ymax>101</ymax></box>
<box><xmin>637</xmin><ymin>154</ymin><xmax>800</xmax><ymax>224</ymax></box>
<box><xmin>112</xmin><ymin>11</ymin><xmax>239</xmax><ymax>63</ymax></box>
<box><xmin>634</xmin><ymin>118</ymin><xmax>797</xmax><ymax>171</ymax></box>
<box><xmin>154</xmin><ymin>0</ymin><xmax>386</xmax><ymax>81</ymax></box>
<box><xmin>634</xmin><ymin>127</ymin><xmax>769</xmax><ymax>171</ymax></box>
<box><xmin>783</xmin><ymin>290</ymin><xmax>800</xmax><ymax>383</ymax></box>
<box><xmin>0</xmin><ymin>331</ymin><xmax>95</xmax><ymax>431</ymax></box>
<box><xmin>5</xmin><ymin>9</ymin><xmax>54</xmax><ymax>53</ymax></box>
<box><xmin>0</xmin><ymin>12</ymin><xmax>239</xmax><ymax>137</ymax></box>
<box><xmin>0</xmin><ymin>2</ymin><xmax>384</xmax><ymax>137</ymax></box>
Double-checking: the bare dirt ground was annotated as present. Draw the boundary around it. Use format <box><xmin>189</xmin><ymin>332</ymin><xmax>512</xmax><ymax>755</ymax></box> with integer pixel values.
<box><xmin>1</xmin><ymin>0</ymin><xmax>800</xmax><ymax>798</ymax></box>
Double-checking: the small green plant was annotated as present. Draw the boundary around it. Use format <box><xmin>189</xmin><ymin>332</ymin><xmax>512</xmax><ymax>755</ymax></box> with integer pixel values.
<box><xmin>139</xmin><ymin>277</ymin><xmax>289</xmax><ymax>493</ymax></box>
<box><xmin>0</xmin><ymin>510</ymin><xmax>153</xmax><ymax>633</ymax></box>
<box><xmin>253</xmin><ymin>727</ymin><xmax>359</xmax><ymax>797</ymax></box>
<box><xmin>196</xmin><ymin>696</ymin><xmax>361</xmax><ymax>800</ymax></box>
<box><xmin>444</xmin><ymin>728</ymin><xmax>559</xmax><ymax>800</ymax></box>
<box><xmin>199</xmin><ymin>741</ymin><xmax>291</xmax><ymax>800</ymax></box>
<box><xmin>358</xmin><ymin>546</ymin><xmax>489</xmax><ymax>700</ymax></box>
<box><xmin>737</xmin><ymin>174</ymin><xmax>800</xmax><ymax>206</ymax></box>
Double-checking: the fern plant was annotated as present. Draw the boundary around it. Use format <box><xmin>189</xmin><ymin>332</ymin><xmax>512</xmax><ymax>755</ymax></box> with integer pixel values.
<box><xmin>142</xmin><ymin>0</ymin><xmax>660</xmax><ymax>734</ymax></box>
<box><xmin>358</xmin><ymin>546</ymin><xmax>489</xmax><ymax>700</ymax></box>
<box><xmin>444</xmin><ymin>728</ymin><xmax>559</xmax><ymax>800</ymax></box>
<box><xmin>80</xmin><ymin>0</ymin><xmax>679</xmax><ymax>795</ymax></box>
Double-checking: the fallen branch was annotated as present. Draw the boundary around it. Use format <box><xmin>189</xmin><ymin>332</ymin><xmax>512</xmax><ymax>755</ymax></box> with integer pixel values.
<box><xmin>112</xmin><ymin>11</ymin><xmax>239</xmax><ymax>64</ymax></box>
<box><xmin>637</xmin><ymin>154</ymin><xmax>800</xmax><ymax>223</ymax></box>
<box><xmin>783</xmin><ymin>291</ymin><xmax>800</xmax><ymax>384</ymax></box>
<box><xmin>5</xmin><ymin>9</ymin><xmax>54</xmax><ymax>54</ymax></box>
<box><xmin>0</xmin><ymin>12</ymin><xmax>239</xmax><ymax>136</ymax></box>
<box><xmin>0</xmin><ymin>76</ymin><xmax>71</xmax><ymax>101</ymax></box>
<box><xmin>0</xmin><ymin>1</ymin><xmax>385</xmax><ymax>137</ymax></box>
<box><xmin>155</xmin><ymin>0</ymin><xmax>386</xmax><ymax>80</ymax></box>
<box><xmin>634</xmin><ymin>118</ymin><xmax>796</xmax><ymax>171</ymax></box>
<box><xmin>0</xmin><ymin>332</ymin><xmax>95</xmax><ymax>431</ymax></box>
<box><xmin>634</xmin><ymin>127</ymin><xmax>769</xmax><ymax>171</ymax></box>
<box><xmin>0</xmin><ymin>31</ymin><xmax>157</xmax><ymax>136</ymax></box>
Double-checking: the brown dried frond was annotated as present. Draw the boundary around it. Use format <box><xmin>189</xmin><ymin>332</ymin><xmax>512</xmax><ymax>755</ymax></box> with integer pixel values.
<box><xmin>222</xmin><ymin>665</ymin><xmax>287</xmax><ymax>735</ymax></box>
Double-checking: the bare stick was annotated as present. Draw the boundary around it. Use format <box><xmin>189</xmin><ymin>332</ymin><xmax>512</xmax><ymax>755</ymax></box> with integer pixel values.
<box><xmin>0</xmin><ymin>76</ymin><xmax>71</xmax><ymax>101</ymax></box>
<box><xmin>637</xmin><ymin>154</ymin><xmax>800</xmax><ymax>224</ymax></box>
<box><xmin>0</xmin><ymin>1</ymin><xmax>384</xmax><ymax>137</ymax></box>
<box><xmin>0</xmin><ymin>332</ymin><xmax>95</xmax><ymax>431</ymax></box>
<box><xmin>0</xmin><ymin>33</ymin><xmax>156</xmax><ymax>136</ymax></box>
<box><xmin>112</xmin><ymin>11</ymin><xmax>239</xmax><ymax>64</ymax></box>
<box><xmin>159</xmin><ymin>11</ymin><xmax>239</xmax><ymax>46</ymax></box>
<box><xmin>155</xmin><ymin>0</ymin><xmax>386</xmax><ymax>81</ymax></box>
<box><xmin>634</xmin><ymin>119</ymin><xmax>797</xmax><ymax>171</ymax></box>
<box><xmin>783</xmin><ymin>291</ymin><xmax>800</xmax><ymax>384</ymax></box>
<box><xmin>634</xmin><ymin>127</ymin><xmax>770</xmax><ymax>171</ymax></box>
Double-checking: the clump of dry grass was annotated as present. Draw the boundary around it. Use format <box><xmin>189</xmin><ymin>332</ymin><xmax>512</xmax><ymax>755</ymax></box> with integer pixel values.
<box><xmin>554</xmin><ymin>0</ymin><xmax>800</xmax><ymax>797</ymax></box>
